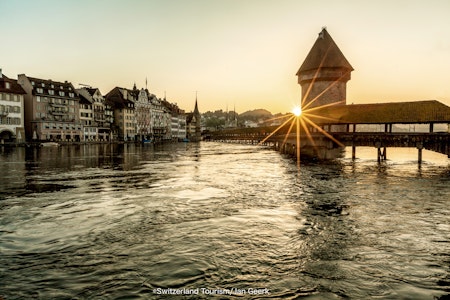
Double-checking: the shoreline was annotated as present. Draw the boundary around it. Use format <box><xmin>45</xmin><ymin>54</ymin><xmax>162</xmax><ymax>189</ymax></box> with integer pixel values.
<box><xmin>0</xmin><ymin>140</ymin><xmax>184</xmax><ymax>148</ymax></box>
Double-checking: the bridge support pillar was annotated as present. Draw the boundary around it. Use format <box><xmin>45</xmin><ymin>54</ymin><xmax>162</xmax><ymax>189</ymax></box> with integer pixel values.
<box><xmin>417</xmin><ymin>143</ymin><xmax>423</xmax><ymax>165</ymax></box>
<box><xmin>376</xmin><ymin>143</ymin><xmax>387</xmax><ymax>163</ymax></box>
<box><xmin>352</xmin><ymin>145</ymin><xmax>356</xmax><ymax>160</ymax></box>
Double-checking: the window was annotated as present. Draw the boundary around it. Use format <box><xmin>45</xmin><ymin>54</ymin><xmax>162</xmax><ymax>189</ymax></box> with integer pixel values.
<box><xmin>37</xmin><ymin>88</ymin><xmax>43</xmax><ymax>93</ymax></box>
<box><xmin>41</xmin><ymin>83</ymin><xmax>45</xmax><ymax>87</ymax></box>
<box><xmin>36</xmin><ymin>96</ymin><xmax>41</xmax><ymax>102</ymax></box>
<box><xmin>48</xmin><ymin>90</ymin><xmax>54</xmax><ymax>95</ymax></box>
<box><xmin>69</xmin><ymin>93</ymin><xmax>74</xmax><ymax>98</ymax></box>
<box><xmin>5</xmin><ymin>82</ymin><xmax>10</xmax><ymax>89</ymax></box>
<box><xmin>59</xmin><ymin>91</ymin><xmax>65</xmax><ymax>97</ymax></box>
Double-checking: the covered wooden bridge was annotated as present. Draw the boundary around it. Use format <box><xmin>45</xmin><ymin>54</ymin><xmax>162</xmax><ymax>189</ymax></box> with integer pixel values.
<box><xmin>206</xmin><ymin>100</ymin><xmax>450</xmax><ymax>163</ymax></box>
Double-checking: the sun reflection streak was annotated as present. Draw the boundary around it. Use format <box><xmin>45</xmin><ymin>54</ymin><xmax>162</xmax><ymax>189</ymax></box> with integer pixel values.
<box><xmin>302</xmin><ymin>115</ymin><xmax>344</xmax><ymax>147</ymax></box>
<box><xmin>302</xmin><ymin>70</ymin><xmax>351</xmax><ymax>111</ymax></box>
<box><xmin>301</xmin><ymin>45</ymin><xmax>332</xmax><ymax>108</ymax></box>
<box><xmin>258</xmin><ymin>115</ymin><xmax>295</xmax><ymax>146</ymax></box>
<box><xmin>299</xmin><ymin>117</ymin><xmax>317</xmax><ymax>149</ymax></box>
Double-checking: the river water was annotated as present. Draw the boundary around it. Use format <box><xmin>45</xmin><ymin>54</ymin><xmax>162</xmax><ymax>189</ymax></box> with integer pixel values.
<box><xmin>0</xmin><ymin>142</ymin><xmax>449</xmax><ymax>299</ymax></box>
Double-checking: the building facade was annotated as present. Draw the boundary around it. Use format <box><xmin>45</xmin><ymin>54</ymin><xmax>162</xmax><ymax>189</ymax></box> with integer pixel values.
<box><xmin>0</xmin><ymin>70</ymin><xmax>26</xmax><ymax>143</ymax></box>
<box><xmin>18</xmin><ymin>74</ymin><xmax>82</xmax><ymax>142</ymax></box>
<box><xmin>105</xmin><ymin>87</ymin><xmax>136</xmax><ymax>141</ymax></box>
<box><xmin>77</xmin><ymin>87</ymin><xmax>112</xmax><ymax>141</ymax></box>
<box><xmin>134</xmin><ymin>87</ymin><xmax>152</xmax><ymax>141</ymax></box>
<box><xmin>149</xmin><ymin>94</ymin><xmax>166</xmax><ymax>141</ymax></box>
<box><xmin>77</xmin><ymin>90</ymin><xmax>96</xmax><ymax>141</ymax></box>
<box><xmin>163</xmin><ymin>100</ymin><xmax>186</xmax><ymax>141</ymax></box>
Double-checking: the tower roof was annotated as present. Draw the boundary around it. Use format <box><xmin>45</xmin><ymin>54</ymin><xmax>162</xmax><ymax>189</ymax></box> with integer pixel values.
<box><xmin>296</xmin><ymin>28</ymin><xmax>353</xmax><ymax>75</ymax></box>
<box><xmin>193</xmin><ymin>93</ymin><xmax>200</xmax><ymax>115</ymax></box>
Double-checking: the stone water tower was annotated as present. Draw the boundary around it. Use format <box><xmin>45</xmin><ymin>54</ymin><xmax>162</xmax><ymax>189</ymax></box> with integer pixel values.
<box><xmin>296</xmin><ymin>28</ymin><xmax>353</xmax><ymax>109</ymax></box>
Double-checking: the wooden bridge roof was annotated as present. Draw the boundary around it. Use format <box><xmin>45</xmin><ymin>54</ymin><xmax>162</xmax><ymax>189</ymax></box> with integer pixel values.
<box><xmin>309</xmin><ymin>100</ymin><xmax>450</xmax><ymax>124</ymax></box>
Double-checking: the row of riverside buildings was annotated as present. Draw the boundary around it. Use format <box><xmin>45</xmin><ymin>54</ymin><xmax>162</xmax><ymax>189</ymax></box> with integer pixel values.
<box><xmin>0</xmin><ymin>69</ymin><xmax>202</xmax><ymax>144</ymax></box>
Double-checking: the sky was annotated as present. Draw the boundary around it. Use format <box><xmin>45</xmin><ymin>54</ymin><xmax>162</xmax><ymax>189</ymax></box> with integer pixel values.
<box><xmin>1</xmin><ymin>0</ymin><xmax>450</xmax><ymax>114</ymax></box>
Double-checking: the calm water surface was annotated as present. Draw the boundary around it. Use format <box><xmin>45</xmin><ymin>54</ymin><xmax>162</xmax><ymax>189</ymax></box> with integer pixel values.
<box><xmin>0</xmin><ymin>143</ymin><xmax>449</xmax><ymax>299</ymax></box>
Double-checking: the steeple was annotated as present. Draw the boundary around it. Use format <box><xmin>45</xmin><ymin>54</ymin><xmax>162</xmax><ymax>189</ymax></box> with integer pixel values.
<box><xmin>189</xmin><ymin>91</ymin><xmax>201</xmax><ymax>141</ymax></box>
<box><xmin>297</xmin><ymin>28</ymin><xmax>353</xmax><ymax>109</ymax></box>
<box><xmin>193</xmin><ymin>91</ymin><xmax>200</xmax><ymax>115</ymax></box>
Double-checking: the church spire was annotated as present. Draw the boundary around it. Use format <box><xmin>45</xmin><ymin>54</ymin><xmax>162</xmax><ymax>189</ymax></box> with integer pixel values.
<box><xmin>194</xmin><ymin>91</ymin><xmax>199</xmax><ymax>115</ymax></box>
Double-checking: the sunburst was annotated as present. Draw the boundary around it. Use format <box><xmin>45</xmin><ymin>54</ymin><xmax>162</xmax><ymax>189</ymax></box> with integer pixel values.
<box><xmin>258</xmin><ymin>73</ymin><xmax>347</xmax><ymax>168</ymax></box>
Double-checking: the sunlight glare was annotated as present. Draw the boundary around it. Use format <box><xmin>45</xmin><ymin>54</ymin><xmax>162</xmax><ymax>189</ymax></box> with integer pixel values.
<box><xmin>292</xmin><ymin>106</ymin><xmax>302</xmax><ymax>117</ymax></box>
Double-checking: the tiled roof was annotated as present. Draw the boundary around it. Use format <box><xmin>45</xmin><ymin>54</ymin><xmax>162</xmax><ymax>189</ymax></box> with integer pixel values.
<box><xmin>26</xmin><ymin>76</ymin><xmax>76</xmax><ymax>97</ymax></box>
<box><xmin>297</xmin><ymin>28</ymin><xmax>353</xmax><ymax>75</ymax></box>
<box><xmin>308</xmin><ymin>100</ymin><xmax>450</xmax><ymax>124</ymax></box>
<box><xmin>86</xmin><ymin>88</ymin><xmax>98</xmax><ymax>97</ymax></box>
<box><xmin>105</xmin><ymin>87</ymin><xmax>135</xmax><ymax>109</ymax></box>
<box><xmin>0</xmin><ymin>74</ymin><xmax>26</xmax><ymax>94</ymax></box>
<box><xmin>76</xmin><ymin>88</ymin><xmax>93</xmax><ymax>104</ymax></box>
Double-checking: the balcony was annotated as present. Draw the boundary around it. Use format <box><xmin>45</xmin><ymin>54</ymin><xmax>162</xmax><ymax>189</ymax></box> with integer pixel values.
<box><xmin>48</xmin><ymin>106</ymin><xmax>68</xmax><ymax>116</ymax></box>
<box><xmin>94</xmin><ymin>116</ymin><xmax>105</xmax><ymax>122</ymax></box>
<box><xmin>49</xmin><ymin>103</ymin><xmax>67</xmax><ymax>108</ymax></box>
<box><xmin>0</xmin><ymin>111</ymin><xmax>8</xmax><ymax>117</ymax></box>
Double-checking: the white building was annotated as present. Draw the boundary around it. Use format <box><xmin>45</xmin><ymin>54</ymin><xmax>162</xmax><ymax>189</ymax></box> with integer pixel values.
<box><xmin>135</xmin><ymin>87</ymin><xmax>152</xmax><ymax>141</ymax></box>
<box><xmin>0</xmin><ymin>69</ymin><xmax>26</xmax><ymax>143</ymax></box>
<box><xmin>149</xmin><ymin>94</ymin><xmax>165</xmax><ymax>141</ymax></box>
<box><xmin>77</xmin><ymin>89</ymin><xmax>96</xmax><ymax>141</ymax></box>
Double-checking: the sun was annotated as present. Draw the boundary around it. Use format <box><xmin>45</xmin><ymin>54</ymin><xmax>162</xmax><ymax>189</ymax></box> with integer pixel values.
<box><xmin>292</xmin><ymin>105</ymin><xmax>302</xmax><ymax>117</ymax></box>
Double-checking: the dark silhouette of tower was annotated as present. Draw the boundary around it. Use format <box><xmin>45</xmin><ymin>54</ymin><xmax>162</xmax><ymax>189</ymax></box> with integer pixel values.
<box><xmin>186</xmin><ymin>93</ymin><xmax>201</xmax><ymax>141</ymax></box>
<box><xmin>193</xmin><ymin>97</ymin><xmax>201</xmax><ymax>141</ymax></box>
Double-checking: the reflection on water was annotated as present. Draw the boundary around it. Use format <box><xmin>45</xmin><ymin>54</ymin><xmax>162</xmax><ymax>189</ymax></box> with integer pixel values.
<box><xmin>0</xmin><ymin>143</ymin><xmax>449</xmax><ymax>299</ymax></box>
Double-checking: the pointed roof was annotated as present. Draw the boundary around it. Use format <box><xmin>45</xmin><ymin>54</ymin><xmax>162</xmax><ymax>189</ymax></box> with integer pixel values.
<box><xmin>297</xmin><ymin>28</ymin><xmax>353</xmax><ymax>75</ymax></box>
<box><xmin>193</xmin><ymin>93</ymin><xmax>200</xmax><ymax>115</ymax></box>
<box><xmin>194</xmin><ymin>99</ymin><xmax>199</xmax><ymax>115</ymax></box>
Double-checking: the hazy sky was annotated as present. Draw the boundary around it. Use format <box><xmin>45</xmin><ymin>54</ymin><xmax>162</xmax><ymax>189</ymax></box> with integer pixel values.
<box><xmin>1</xmin><ymin>0</ymin><xmax>450</xmax><ymax>113</ymax></box>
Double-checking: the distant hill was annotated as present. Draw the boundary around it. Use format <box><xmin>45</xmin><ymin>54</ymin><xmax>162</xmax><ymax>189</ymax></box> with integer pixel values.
<box><xmin>239</xmin><ymin>109</ymin><xmax>272</xmax><ymax>118</ymax></box>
